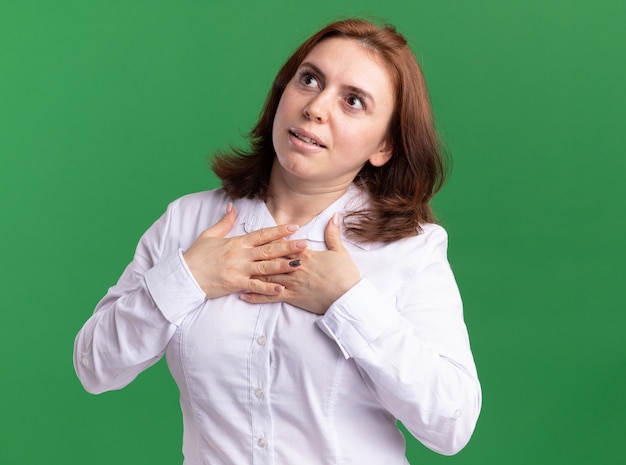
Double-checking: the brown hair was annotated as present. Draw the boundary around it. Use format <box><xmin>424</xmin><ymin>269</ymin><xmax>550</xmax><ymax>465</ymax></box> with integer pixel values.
<box><xmin>212</xmin><ymin>18</ymin><xmax>448</xmax><ymax>242</ymax></box>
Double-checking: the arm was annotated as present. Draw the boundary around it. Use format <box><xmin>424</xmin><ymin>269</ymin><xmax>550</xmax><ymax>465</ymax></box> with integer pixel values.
<box><xmin>73</xmin><ymin>201</ymin><xmax>206</xmax><ymax>394</ymax></box>
<box><xmin>318</xmin><ymin>228</ymin><xmax>481</xmax><ymax>455</ymax></box>
<box><xmin>74</xmin><ymin>199</ymin><xmax>308</xmax><ymax>394</ymax></box>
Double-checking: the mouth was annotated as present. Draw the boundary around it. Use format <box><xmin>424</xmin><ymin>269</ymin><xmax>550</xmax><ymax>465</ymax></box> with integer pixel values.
<box><xmin>289</xmin><ymin>129</ymin><xmax>326</xmax><ymax>148</ymax></box>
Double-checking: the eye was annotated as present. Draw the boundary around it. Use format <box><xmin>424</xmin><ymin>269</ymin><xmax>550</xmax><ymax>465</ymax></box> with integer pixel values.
<box><xmin>298</xmin><ymin>71</ymin><xmax>320</xmax><ymax>89</ymax></box>
<box><xmin>346</xmin><ymin>94</ymin><xmax>366</xmax><ymax>111</ymax></box>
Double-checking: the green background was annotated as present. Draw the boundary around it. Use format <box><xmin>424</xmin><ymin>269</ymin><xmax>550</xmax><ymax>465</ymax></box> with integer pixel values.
<box><xmin>2</xmin><ymin>1</ymin><xmax>624</xmax><ymax>463</ymax></box>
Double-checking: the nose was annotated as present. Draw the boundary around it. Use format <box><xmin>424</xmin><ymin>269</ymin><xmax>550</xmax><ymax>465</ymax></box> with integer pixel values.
<box><xmin>303</xmin><ymin>92</ymin><xmax>330</xmax><ymax>123</ymax></box>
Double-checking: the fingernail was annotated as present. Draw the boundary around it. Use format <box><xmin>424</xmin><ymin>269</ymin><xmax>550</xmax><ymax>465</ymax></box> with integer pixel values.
<box><xmin>226</xmin><ymin>202</ymin><xmax>233</xmax><ymax>214</ymax></box>
<box><xmin>274</xmin><ymin>285</ymin><xmax>285</xmax><ymax>293</ymax></box>
<box><xmin>240</xmin><ymin>293</ymin><xmax>250</xmax><ymax>300</ymax></box>
<box><xmin>295</xmin><ymin>240</ymin><xmax>307</xmax><ymax>249</ymax></box>
<box><xmin>287</xmin><ymin>224</ymin><xmax>299</xmax><ymax>232</ymax></box>
<box><xmin>331</xmin><ymin>212</ymin><xmax>340</xmax><ymax>226</ymax></box>
<box><xmin>288</xmin><ymin>259</ymin><xmax>301</xmax><ymax>267</ymax></box>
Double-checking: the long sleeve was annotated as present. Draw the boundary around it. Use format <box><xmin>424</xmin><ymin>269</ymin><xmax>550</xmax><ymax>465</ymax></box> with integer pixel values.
<box><xmin>317</xmin><ymin>226</ymin><xmax>481</xmax><ymax>455</ymax></box>
<box><xmin>73</xmin><ymin>201</ymin><xmax>206</xmax><ymax>394</ymax></box>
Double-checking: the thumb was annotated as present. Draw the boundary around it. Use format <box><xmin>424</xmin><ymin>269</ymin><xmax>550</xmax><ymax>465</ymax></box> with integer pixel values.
<box><xmin>324</xmin><ymin>213</ymin><xmax>345</xmax><ymax>251</ymax></box>
<box><xmin>206</xmin><ymin>203</ymin><xmax>237</xmax><ymax>238</ymax></box>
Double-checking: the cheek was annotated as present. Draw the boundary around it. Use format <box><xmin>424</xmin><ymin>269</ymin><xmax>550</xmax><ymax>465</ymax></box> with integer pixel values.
<box><xmin>272</xmin><ymin>90</ymin><xmax>297</xmax><ymax>131</ymax></box>
<box><xmin>273</xmin><ymin>98</ymin><xmax>285</xmax><ymax>125</ymax></box>
<box><xmin>272</xmin><ymin>100</ymin><xmax>287</xmax><ymax>143</ymax></box>
<box><xmin>364</xmin><ymin>119</ymin><xmax>391</xmax><ymax>150</ymax></box>
<box><xmin>339</xmin><ymin>122</ymin><xmax>387</xmax><ymax>153</ymax></box>
<box><xmin>275</xmin><ymin>86</ymin><xmax>295</xmax><ymax>117</ymax></box>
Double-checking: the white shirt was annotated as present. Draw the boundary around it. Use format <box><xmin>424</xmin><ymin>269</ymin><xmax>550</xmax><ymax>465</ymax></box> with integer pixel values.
<box><xmin>74</xmin><ymin>186</ymin><xmax>481</xmax><ymax>465</ymax></box>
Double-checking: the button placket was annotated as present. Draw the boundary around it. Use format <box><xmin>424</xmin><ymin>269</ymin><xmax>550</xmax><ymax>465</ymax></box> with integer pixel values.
<box><xmin>250</xmin><ymin>309</ymin><xmax>278</xmax><ymax>464</ymax></box>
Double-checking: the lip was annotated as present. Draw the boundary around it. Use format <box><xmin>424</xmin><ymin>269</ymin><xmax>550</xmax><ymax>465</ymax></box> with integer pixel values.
<box><xmin>288</xmin><ymin>127</ymin><xmax>327</xmax><ymax>149</ymax></box>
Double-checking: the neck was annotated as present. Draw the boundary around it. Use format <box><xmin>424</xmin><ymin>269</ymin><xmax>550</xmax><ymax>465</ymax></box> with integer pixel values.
<box><xmin>266</xmin><ymin>166</ymin><xmax>351</xmax><ymax>226</ymax></box>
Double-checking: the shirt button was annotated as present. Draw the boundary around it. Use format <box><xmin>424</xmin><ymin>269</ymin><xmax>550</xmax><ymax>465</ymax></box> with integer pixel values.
<box><xmin>257</xmin><ymin>437</ymin><xmax>267</xmax><ymax>448</ymax></box>
<box><xmin>455</xmin><ymin>409</ymin><xmax>463</xmax><ymax>418</ymax></box>
<box><xmin>81</xmin><ymin>357</ymin><xmax>89</xmax><ymax>367</ymax></box>
<box><xmin>257</xmin><ymin>335</ymin><xmax>267</xmax><ymax>346</ymax></box>
<box><xmin>255</xmin><ymin>388</ymin><xmax>264</xmax><ymax>399</ymax></box>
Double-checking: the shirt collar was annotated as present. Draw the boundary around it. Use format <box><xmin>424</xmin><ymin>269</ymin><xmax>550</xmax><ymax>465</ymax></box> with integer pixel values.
<box><xmin>234</xmin><ymin>184</ymin><xmax>376</xmax><ymax>250</ymax></box>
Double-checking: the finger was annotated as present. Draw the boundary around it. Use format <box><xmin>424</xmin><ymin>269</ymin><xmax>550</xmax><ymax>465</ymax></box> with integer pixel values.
<box><xmin>244</xmin><ymin>278</ymin><xmax>286</xmax><ymax>296</ymax></box>
<box><xmin>250</xmin><ymin>258</ymin><xmax>301</xmax><ymax>278</ymax></box>
<box><xmin>244</xmin><ymin>223</ymin><xmax>300</xmax><ymax>247</ymax></box>
<box><xmin>251</xmin><ymin>239</ymin><xmax>307</xmax><ymax>261</ymax></box>
<box><xmin>240</xmin><ymin>292</ymin><xmax>283</xmax><ymax>305</ymax></box>
<box><xmin>324</xmin><ymin>212</ymin><xmax>345</xmax><ymax>251</ymax></box>
<box><xmin>250</xmin><ymin>272</ymin><xmax>291</xmax><ymax>286</ymax></box>
<box><xmin>204</xmin><ymin>203</ymin><xmax>237</xmax><ymax>238</ymax></box>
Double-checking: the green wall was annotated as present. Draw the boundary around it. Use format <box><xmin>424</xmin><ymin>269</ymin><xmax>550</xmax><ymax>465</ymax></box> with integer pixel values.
<box><xmin>2</xmin><ymin>1</ymin><xmax>624</xmax><ymax>463</ymax></box>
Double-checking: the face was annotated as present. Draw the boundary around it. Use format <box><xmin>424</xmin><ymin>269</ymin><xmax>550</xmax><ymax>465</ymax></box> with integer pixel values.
<box><xmin>271</xmin><ymin>37</ymin><xmax>395</xmax><ymax>191</ymax></box>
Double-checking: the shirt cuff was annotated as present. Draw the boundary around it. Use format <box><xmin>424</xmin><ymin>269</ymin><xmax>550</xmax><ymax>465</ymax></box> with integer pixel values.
<box><xmin>317</xmin><ymin>279</ymin><xmax>402</xmax><ymax>359</ymax></box>
<box><xmin>144</xmin><ymin>249</ymin><xmax>206</xmax><ymax>325</ymax></box>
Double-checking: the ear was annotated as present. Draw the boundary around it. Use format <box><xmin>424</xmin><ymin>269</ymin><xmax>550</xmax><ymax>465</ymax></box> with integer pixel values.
<box><xmin>368</xmin><ymin>139</ymin><xmax>393</xmax><ymax>167</ymax></box>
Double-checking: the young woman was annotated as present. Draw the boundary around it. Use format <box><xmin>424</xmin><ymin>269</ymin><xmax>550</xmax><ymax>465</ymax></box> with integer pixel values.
<box><xmin>75</xmin><ymin>18</ymin><xmax>481</xmax><ymax>464</ymax></box>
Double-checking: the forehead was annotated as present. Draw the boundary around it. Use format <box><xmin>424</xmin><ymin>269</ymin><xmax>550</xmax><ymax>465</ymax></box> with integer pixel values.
<box><xmin>300</xmin><ymin>37</ymin><xmax>395</xmax><ymax>94</ymax></box>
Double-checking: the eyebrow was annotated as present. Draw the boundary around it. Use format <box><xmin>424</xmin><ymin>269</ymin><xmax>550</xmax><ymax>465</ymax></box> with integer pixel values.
<box><xmin>299</xmin><ymin>61</ymin><xmax>376</xmax><ymax>106</ymax></box>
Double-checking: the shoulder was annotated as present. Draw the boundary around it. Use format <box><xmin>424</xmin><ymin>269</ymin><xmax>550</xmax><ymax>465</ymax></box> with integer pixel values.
<box><xmin>350</xmin><ymin>223</ymin><xmax>453</xmax><ymax>288</ymax></box>
<box><xmin>394</xmin><ymin>222</ymin><xmax>448</xmax><ymax>251</ymax></box>
<box><xmin>362</xmin><ymin>224</ymin><xmax>450</xmax><ymax>272</ymax></box>
<box><xmin>156</xmin><ymin>188</ymin><xmax>232</xmax><ymax>238</ymax></box>
<box><xmin>133</xmin><ymin>188</ymin><xmax>234</xmax><ymax>259</ymax></box>
<box><xmin>167</xmin><ymin>188</ymin><xmax>229</xmax><ymax>210</ymax></box>
<box><xmin>402</xmin><ymin>223</ymin><xmax>450</xmax><ymax>258</ymax></box>
<box><xmin>164</xmin><ymin>188</ymin><xmax>230</xmax><ymax>220</ymax></box>
<box><xmin>358</xmin><ymin>222</ymin><xmax>448</xmax><ymax>251</ymax></box>
<box><xmin>417</xmin><ymin>222</ymin><xmax>449</xmax><ymax>243</ymax></box>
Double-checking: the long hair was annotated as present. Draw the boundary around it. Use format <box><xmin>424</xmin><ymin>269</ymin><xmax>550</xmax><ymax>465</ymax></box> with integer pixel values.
<box><xmin>212</xmin><ymin>18</ymin><xmax>448</xmax><ymax>242</ymax></box>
